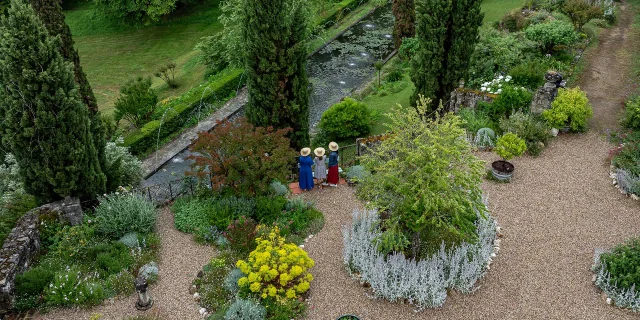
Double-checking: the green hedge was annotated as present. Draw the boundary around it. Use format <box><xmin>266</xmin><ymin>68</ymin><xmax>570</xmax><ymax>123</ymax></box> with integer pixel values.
<box><xmin>314</xmin><ymin>0</ymin><xmax>368</xmax><ymax>28</ymax></box>
<box><xmin>124</xmin><ymin>68</ymin><xmax>245</xmax><ymax>155</ymax></box>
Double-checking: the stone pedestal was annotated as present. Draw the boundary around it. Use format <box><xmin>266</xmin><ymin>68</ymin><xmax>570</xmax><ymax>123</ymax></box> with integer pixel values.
<box><xmin>531</xmin><ymin>71</ymin><xmax>565</xmax><ymax>115</ymax></box>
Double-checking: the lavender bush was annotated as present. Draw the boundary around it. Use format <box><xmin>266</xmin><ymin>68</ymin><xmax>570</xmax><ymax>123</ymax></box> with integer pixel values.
<box><xmin>343</xmin><ymin>208</ymin><xmax>498</xmax><ymax>310</ymax></box>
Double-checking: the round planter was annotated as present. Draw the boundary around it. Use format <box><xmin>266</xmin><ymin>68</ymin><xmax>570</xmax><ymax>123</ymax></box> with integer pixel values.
<box><xmin>492</xmin><ymin>160</ymin><xmax>514</xmax><ymax>181</ymax></box>
<box><xmin>337</xmin><ymin>316</ymin><xmax>360</xmax><ymax>320</ymax></box>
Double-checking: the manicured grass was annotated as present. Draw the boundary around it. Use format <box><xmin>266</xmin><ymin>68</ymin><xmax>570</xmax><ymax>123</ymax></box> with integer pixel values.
<box><xmin>481</xmin><ymin>0</ymin><xmax>527</xmax><ymax>26</ymax></box>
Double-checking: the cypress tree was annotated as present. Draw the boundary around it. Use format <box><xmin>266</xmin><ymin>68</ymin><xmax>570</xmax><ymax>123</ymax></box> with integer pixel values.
<box><xmin>392</xmin><ymin>0</ymin><xmax>415</xmax><ymax>49</ymax></box>
<box><xmin>0</xmin><ymin>0</ymin><xmax>106</xmax><ymax>202</ymax></box>
<box><xmin>410</xmin><ymin>0</ymin><xmax>483</xmax><ymax>113</ymax></box>
<box><xmin>243</xmin><ymin>0</ymin><xmax>310</xmax><ymax>150</ymax></box>
<box><xmin>28</xmin><ymin>0</ymin><xmax>108</xmax><ymax>187</ymax></box>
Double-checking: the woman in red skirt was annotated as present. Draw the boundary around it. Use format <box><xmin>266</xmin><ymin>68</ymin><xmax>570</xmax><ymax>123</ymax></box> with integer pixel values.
<box><xmin>327</xmin><ymin>142</ymin><xmax>339</xmax><ymax>186</ymax></box>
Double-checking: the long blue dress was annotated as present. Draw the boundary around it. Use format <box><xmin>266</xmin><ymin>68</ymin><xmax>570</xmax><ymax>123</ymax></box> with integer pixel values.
<box><xmin>299</xmin><ymin>155</ymin><xmax>314</xmax><ymax>190</ymax></box>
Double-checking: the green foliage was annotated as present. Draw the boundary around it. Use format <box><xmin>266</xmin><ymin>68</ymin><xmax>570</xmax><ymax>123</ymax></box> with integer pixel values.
<box><xmin>319</xmin><ymin>98</ymin><xmax>372</xmax><ymax>140</ymax></box>
<box><xmin>499</xmin><ymin>9</ymin><xmax>529</xmax><ymax>32</ymax></box>
<box><xmin>612</xmin><ymin>139</ymin><xmax>640</xmax><ymax>176</ymax></box>
<box><xmin>255</xmin><ymin>196</ymin><xmax>287</xmax><ymax>223</ymax></box>
<box><xmin>344</xmin><ymin>165</ymin><xmax>372</xmax><ymax>183</ymax></box>
<box><xmin>92</xmin><ymin>0</ymin><xmax>195</xmax><ymax>26</ymax></box>
<box><xmin>600</xmin><ymin>237</ymin><xmax>640</xmax><ymax>290</ymax></box>
<box><xmin>263</xmin><ymin>298</ymin><xmax>306</xmax><ymax>320</ymax></box>
<box><xmin>392</xmin><ymin>0</ymin><xmax>415</xmax><ymax>48</ymax></box>
<box><xmin>397</xmin><ymin>36</ymin><xmax>418</xmax><ymax>61</ymax></box>
<box><xmin>495</xmin><ymin>133</ymin><xmax>527</xmax><ymax>161</ymax></box>
<box><xmin>94</xmin><ymin>193</ymin><xmax>157</xmax><ymax>239</ymax></box>
<box><xmin>524</xmin><ymin>19</ymin><xmax>578</xmax><ymax>53</ymax></box>
<box><xmin>542</xmin><ymin>87</ymin><xmax>593</xmax><ymax>131</ymax></box>
<box><xmin>172</xmin><ymin>197</ymin><xmax>214</xmax><ymax>239</ymax></box>
<box><xmin>475</xmin><ymin>127</ymin><xmax>497</xmax><ymax>149</ymax></box>
<box><xmin>375</xmin><ymin>224</ymin><xmax>410</xmax><ymax>256</ymax></box>
<box><xmin>224</xmin><ymin>268</ymin><xmax>245</xmax><ymax>295</ymax></box>
<box><xmin>154</xmin><ymin>62</ymin><xmax>178</xmax><ymax>88</ymax></box>
<box><xmin>278</xmin><ymin>198</ymin><xmax>324</xmax><ymax>236</ymax></box>
<box><xmin>622</xmin><ymin>96</ymin><xmax>640</xmax><ymax>131</ymax></box>
<box><xmin>509</xmin><ymin>60</ymin><xmax>548</xmax><ymax>89</ymax></box>
<box><xmin>105</xmin><ymin>271</ymin><xmax>136</xmax><ymax>296</ymax></box>
<box><xmin>15</xmin><ymin>266</ymin><xmax>55</xmax><ymax>297</ymax></box>
<box><xmin>499</xmin><ymin>111</ymin><xmax>551</xmax><ymax>156</ymax></box>
<box><xmin>458</xmin><ymin>108</ymin><xmax>498</xmax><ymax>135</ymax></box>
<box><xmin>0</xmin><ymin>193</ymin><xmax>37</xmax><ymax>245</ymax></box>
<box><xmin>225</xmin><ymin>298</ymin><xmax>266</xmax><ymax>320</ymax></box>
<box><xmin>44</xmin><ymin>267</ymin><xmax>106</xmax><ymax>307</ymax></box>
<box><xmin>123</xmin><ymin>68</ymin><xmax>245</xmax><ymax>156</ymax></box>
<box><xmin>479</xmin><ymin>86</ymin><xmax>533</xmax><ymax>120</ymax></box>
<box><xmin>562</xmin><ymin>0</ymin><xmax>603</xmax><ymax>31</ymax></box>
<box><xmin>51</xmin><ymin>224</ymin><xmax>95</xmax><ymax>262</ymax></box>
<box><xmin>194</xmin><ymin>257</ymin><xmax>232</xmax><ymax>312</ymax></box>
<box><xmin>187</xmin><ymin>118</ymin><xmax>295</xmax><ymax>197</ymax></box>
<box><xmin>103</xmin><ymin>138</ymin><xmax>143</xmax><ymax>191</ymax></box>
<box><xmin>114</xmin><ymin>77</ymin><xmax>158</xmax><ymax>128</ymax></box>
<box><xmin>0</xmin><ymin>0</ymin><xmax>106</xmax><ymax>203</ymax></box>
<box><xmin>357</xmin><ymin>97</ymin><xmax>485</xmax><ymax>257</ymax></box>
<box><xmin>86</xmin><ymin>242</ymin><xmax>134</xmax><ymax>276</ymax></box>
<box><xmin>224</xmin><ymin>217</ymin><xmax>259</xmax><ymax>254</ymax></box>
<box><xmin>411</xmin><ymin>0</ymin><xmax>484</xmax><ymax>111</ymax></box>
<box><xmin>244</xmin><ymin>0</ymin><xmax>311</xmax><ymax>149</ymax></box>
<box><xmin>269</xmin><ymin>181</ymin><xmax>290</xmax><ymax>197</ymax></box>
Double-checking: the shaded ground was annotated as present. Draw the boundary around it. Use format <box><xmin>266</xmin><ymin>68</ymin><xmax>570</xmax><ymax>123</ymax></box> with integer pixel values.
<box><xmin>302</xmin><ymin>3</ymin><xmax>640</xmax><ymax>319</ymax></box>
<box><xmin>35</xmin><ymin>208</ymin><xmax>214</xmax><ymax>320</ymax></box>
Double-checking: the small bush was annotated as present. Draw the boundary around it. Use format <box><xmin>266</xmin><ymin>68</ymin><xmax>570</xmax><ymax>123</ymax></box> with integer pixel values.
<box><xmin>495</xmin><ymin>133</ymin><xmax>527</xmax><ymax>161</ymax></box>
<box><xmin>344</xmin><ymin>165</ymin><xmax>371</xmax><ymax>183</ymax></box>
<box><xmin>118</xmin><ymin>232</ymin><xmax>141</xmax><ymax>248</ymax></box>
<box><xmin>458</xmin><ymin>108</ymin><xmax>497</xmax><ymax>135</ymax></box>
<box><xmin>94</xmin><ymin>193</ymin><xmax>157</xmax><ymax>239</ymax></box>
<box><xmin>224</xmin><ymin>298</ymin><xmax>266</xmax><ymax>320</ymax></box>
<box><xmin>479</xmin><ymin>85</ymin><xmax>533</xmax><ymax>121</ymax></box>
<box><xmin>15</xmin><ymin>266</ymin><xmax>55</xmax><ymax>297</ymax></box>
<box><xmin>172</xmin><ymin>197</ymin><xmax>212</xmax><ymax>239</ymax></box>
<box><xmin>616</xmin><ymin>169</ymin><xmax>640</xmax><ymax>195</ymax></box>
<box><xmin>154</xmin><ymin>62</ymin><xmax>178</xmax><ymax>88</ymax></box>
<box><xmin>542</xmin><ymin>87</ymin><xmax>593</xmax><ymax>131</ymax></box>
<box><xmin>600</xmin><ymin>238</ymin><xmax>640</xmax><ymax>290</ymax></box>
<box><xmin>139</xmin><ymin>261</ymin><xmax>159</xmax><ymax>283</ymax></box>
<box><xmin>278</xmin><ymin>200</ymin><xmax>324</xmax><ymax>236</ymax></box>
<box><xmin>263</xmin><ymin>298</ymin><xmax>306</xmax><ymax>320</ymax></box>
<box><xmin>269</xmin><ymin>181</ymin><xmax>290</xmax><ymax>197</ymax></box>
<box><xmin>51</xmin><ymin>224</ymin><xmax>95</xmax><ymax>262</ymax></box>
<box><xmin>224</xmin><ymin>268</ymin><xmax>245</xmax><ymax>295</ymax></box>
<box><xmin>44</xmin><ymin>267</ymin><xmax>106</xmax><ymax>307</ymax></box>
<box><xmin>236</xmin><ymin>227</ymin><xmax>314</xmax><ymax>301</ymax></box>
<box><xmin>622</xmin><ymin>96</ymin><xmax>640</xmax><ymax>131</ymax></box>
<box><xmin>398</xmin><ymin>37</ymin><xmax>418</xmax><ymax>61</ymax></box>
<box><xmin>474</xmin><ymin>128</ymin><xmax>497</xmax><ymax>149</ymax></box>
<box><xmin>509</xmin><ymin>60</ymin><xmax>547</xmax><ymax>89</ymax></box>
<box><xmin>254</xmin><ymin>196</ymin><xmax>287</xmax><ymax>223</ymax></box>
<box><xmin>106</xmin><ymin>271</ymin><xmax>136</xmax><ymax>297</ymax></box>
<box><xmin>500</xmin><ymin>9</ymin><xmax>529</xmax><ymax>32</ymax></box>
<box><xmin>224</xmin><ymin>217</ymin><xmax>258</xmax><ymax>254</ymax></box>
<box><xmin>114</xmin><ymin>77</ymin><xmax>158</xmax><ymax>128</ymax></box>
<box><xmin>86</xmin><ymin>242</ymin><xmax>134</xmax><ymax>276</ymax></box>
<box><xmin>612</xmin><ymin>135</ymin><xmax>640</xmax><ymax>175</ymax></box>
<box><xmin>195</xmin><ymin>257</ymin><xmax>232</xmax><ymax>312</ymax></box>
<box><xmin>319</xmin><ymin>98</ymin><xmax>372</xmax><ymax>140</ymax></box>
<box><xmin>562</xmin><ymin>0</ymin><xmax>604</xmax><ymax>31</ymax></box>
<box><xmin>212</xmin><ymin>197</ymin><xmax>257</xmax><ymax>230</ymax></box>
<box><xmin>103</xmin><ymin>138</ymin><xmax>143</xmax><ymax>192</ymax></box>
<box><xmin>524</xmin><ymin>19</ymin><xmax>578</xmax><ymax>53</ymax></box>
<box><xmin>499</xmin><ymin>111</ymin><xmax>551</xmax><ymax>156</ymax></box>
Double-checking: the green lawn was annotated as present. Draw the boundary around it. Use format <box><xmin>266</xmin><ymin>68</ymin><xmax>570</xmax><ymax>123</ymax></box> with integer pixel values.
<box><xmin>481</xmin><ymin>0</ymin><xmax>527</xmax><ymax>26</ymax></box>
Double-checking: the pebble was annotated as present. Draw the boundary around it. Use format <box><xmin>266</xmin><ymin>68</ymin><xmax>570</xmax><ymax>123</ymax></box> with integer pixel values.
<box><xmin>199</xmin><ymin>307</ymin><xmax>207</xmax><ymax>315</ymax></box>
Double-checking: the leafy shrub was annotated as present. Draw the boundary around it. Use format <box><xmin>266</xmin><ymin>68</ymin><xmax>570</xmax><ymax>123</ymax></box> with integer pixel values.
<box><xmin>600</xmin><ymin>238</ymin><xmax>640</xmax><ymax>290</ymax></box>
<box><xmin>277</xmin><ymin>199</ymin><xmax>324</xmax><ymax>236</ymax></box>
<box><xmin>86</xmin><ymin>242</ymin><xmax>134</xmax><ymax>276</ymax></box>
<box><xmin>269</xmin><ymin>181</ymin><xmax>290</xmax><ymax>197</ymax></box>
<box><xmin>236</xmin><ymin>227</ymin><xmax>314</xmax><ymax>301</ymax></box>
<box><xmin>44</xmin><ymin>267</ymin><xmax>106</xmax><ymax>307</ymax></box>
<box><xmin>622</xmin><ymin>96</ymin><xmax>640</xmax><ymax>131</ymax></box>
<box><xmin>15</xmin><ymin>266</ymin><xmax>55</xmax><ymax>297</ymax></box>
<box><xmin>224</xmin><ymin>298</ymin><xmax>266</xmax><ymax>320</ymax></box>
<box><xmin>212</xmin><ymin>197</ymin><xmax>257</xmax><ymax>230</ymax></box>
<box><xmin>524</xmin><ymin>19</ymin><xmax>579</xmax><ymax>53</ymax></box>
<box><xmin>103</xmin><ymin>137</ymin><xmax>143</xmax><ymax>192</ymax></box>
<box><xmin>138</xmin><ymin>261</ymin><xmax>159</xmax><ymax>283</ymax></box>
<box><xmin>499</xmin><ymin>111</ymin><xmax>551</xmax><ymax>156</ymax></box>
<box><xmin>613</xmin><ymin>142</ymin><xmax>640</xmax><ymax>176</ymax></box>
<box><xmin>344</xmin><ymin>165</ymin><xmax>371</xmax><ymax>183</ymax></box>
<box><xmin>106</xmin><ymin>271</ymin><xmax>136</xmax><ymax>296</ymax></box>
<box><xmin>224</xmin><ymin>268</ymin><xmax>245</xmax><ymax>295</ymax></box>
<box><xmin>114</xmin><ymin>77</ymin><xmax>158</xmax><ymax>128</ymax></box>
<box><xmin>474</xmin><ymin>128</ymin><xmax>497</xmax><ymax>149</ymax></box>
<box><xmin>398</xmin><ymin>37</ymin><xmax>418</xmax><ymax>61</ymax></box>
<box><xmin>196</xmin><ymin>34</ymin><xmax>229</xmax><ymax>77</ymax></box>
<box><xmin>0</xmin><ymin>153</ymin><xmax>24</xmax><ymax>202</ymax></box>
<box><xmin>195</xmin><ymin>257</ymin><xmax>232</xmax><ymax>312</ymax></box>
<box><xmin>172</xmin><ymin>197</ymin><xmax>212</xmax><ymax>239</ymax></box>
<box><xmin>154</xmin><ymin>62</ymin><xmax>178</xmax><ymax>88</ymax></box>
<box><xmin>542</xmin><ymin>87</ymin><xmax>593</xmax><ymax>131</ymax></box>
<box><xmin>51</xmin><ymin>224</ymin><xmax>95</xmax><ymax>262</ymax></box>
<box><xmin>500</xmin><ymin>9</ymin><xmax>529</xmax><ymax>32</ymax></box>
<box><xmin>479</xmin><ymin>85</ymin><xmax>533</xmax><ymax>121</ymax></box>
<box><xmin>94</xmin><ymin>193</ymin><xmax>156</xmax><ymax>239</ymax></box>
<box><xmin>319</xmin><ymin>98</ymin><xmax>372</xmax><ymax>140</ymax></box>
<box><xmin>224</xmin><ymin>217</ymin><xmax>259</xmax><ymax>254</ymax></box>
<box><xmin>562</xmin><ymin>0</ymin><xmax>604</xmax><ymax>31</ymax></box>
<box><xmin>118</xmin><ymin>232</ymin><xmax>141</xmax><ymax>248</ymax></box>
<box><xmin>458</xmin><ymin>108</ymin><xmax>497</xmax><ymax>135</ymax></box>
<box><xmin>254</xmin><ymin>196</ymin><xmax>287</xmax><ymax>223</ymax></box>
<box><xmin>616</xmin><ymin>169</ymin><xmax>640</xmax><ymax>195</ymax></box>
<box><xmin>495</xmin><ymin>133</ymin><xmax>527</xmax><ymax>161</ymax></box>
<box><xmin>343</xmin><ymin>209</ymin><xmax>497</xmax><ymax>309</ymax></box>
<box><xmin>357</xmin><ymin>97</ymin><xmax>485</xmax><ymax>256</ymax></box>
<box><xmin>386</xmin><ymin>64</ymin><xmax>404</xmax><ymax>82</ymax></box>
<box><xmin>262</xmin><ymin>298</ymin><xmax>306</xmax><ymax>320</ymax></box>
<box><xmin>509</xmin><ymin>60</ymin><xmax>547</xmax><ymax>89</ymax></box>
<box><xmin>187</xmin><ymin>118</ymin><xmax>295</xmax><ymax>197</ymax></box>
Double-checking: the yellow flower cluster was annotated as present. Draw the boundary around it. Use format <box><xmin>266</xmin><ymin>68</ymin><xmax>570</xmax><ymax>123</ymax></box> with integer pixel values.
<box><xmin>236</xmin><ymin>226</ymin><xmax>314</xmax><ymax>301</ymax></box>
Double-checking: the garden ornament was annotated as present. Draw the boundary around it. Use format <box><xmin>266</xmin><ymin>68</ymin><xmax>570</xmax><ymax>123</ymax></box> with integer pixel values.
<box><xmin>135</xmin><ymin>275</ymin><xmax>154</xmax><ymax>311</ymax></box>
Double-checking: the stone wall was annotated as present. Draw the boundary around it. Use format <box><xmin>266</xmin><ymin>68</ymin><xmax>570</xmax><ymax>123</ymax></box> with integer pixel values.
<box><xmin>448</xmin><ymin>88</ymin><xmax>496</xmax><ymax>113</ymax></box>
<box><xmin>531</xmin><ymin>71</ymin><xmax>565</xmax><ymax>115</ymax></box>
<box><xmin>0</xmin><ymin>197</ymin><xmax>82</xmax><ymax>314</ymax></box>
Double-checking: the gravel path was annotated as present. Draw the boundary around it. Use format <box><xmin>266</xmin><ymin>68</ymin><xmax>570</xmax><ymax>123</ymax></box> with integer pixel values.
<box><xmin>302</xmin><ymin>3</ymin><xmax>640</xmax><ymax>319</ymax></box>
<box><xmin>35</xmin><ymin>208</ymin><xmax>213</xmax><ymax>320</ymax></box>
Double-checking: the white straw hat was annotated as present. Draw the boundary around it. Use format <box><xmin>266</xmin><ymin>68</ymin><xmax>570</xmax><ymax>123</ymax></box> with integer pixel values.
<box><xmin>300</xmin><ymin>147</ymin><xmax>311</xmax><ymax>156</ymax></box>
<box><xmin>314</xmin><ymin>147</ymin><xmax>326</xmax><ymax>157</ymax></box>
<box><xmin>329</xmin><ymin>142</ymin><xmax>339</xmax><ymax>151</ymax></box>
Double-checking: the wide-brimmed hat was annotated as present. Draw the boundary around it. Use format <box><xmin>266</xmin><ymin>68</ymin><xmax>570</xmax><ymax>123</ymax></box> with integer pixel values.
<box><xmin>314</xmin><ymin>147</ymin><xmax>326</xmax><ymax>157</ymax></box>
<box><xmin>300</xmin><ymin>147</ymin><xmax>311</xmax><ymax>156</ymax></box>
<box><xmin>329</xmin><ymin>142</ymin><xmax>339</xmax><ymax>151</ymax></box>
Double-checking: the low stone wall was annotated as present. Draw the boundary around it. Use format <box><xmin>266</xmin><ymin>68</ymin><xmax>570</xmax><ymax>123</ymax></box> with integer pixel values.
<box><xmin>0</xmin><ymin>197</ymin><xmax>82</xmax><ymax>314</ymax></box>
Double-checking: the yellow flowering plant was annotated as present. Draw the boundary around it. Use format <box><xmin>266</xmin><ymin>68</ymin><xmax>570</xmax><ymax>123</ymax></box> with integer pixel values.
<box><xmin>236</xmin><ymin>226</ymin><xmax>314</xmax><ymax>301</ymax></box>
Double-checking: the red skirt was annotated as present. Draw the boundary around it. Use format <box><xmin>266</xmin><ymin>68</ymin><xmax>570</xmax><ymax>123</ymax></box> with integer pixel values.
<box><xmin>327</xmin><ymin>165</ymin><xmax>339</xmax><ymax>184</ymax></box>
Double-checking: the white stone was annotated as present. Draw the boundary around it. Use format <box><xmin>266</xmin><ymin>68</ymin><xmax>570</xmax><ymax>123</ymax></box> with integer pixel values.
<box><xmin>299</xmin><ymin>245</ymin><xmax>304</xmax><ymax>249</ymax></box>
<box><xmin>494</xmin><ymin>239</ymin><xmax>501</xmax><ymax>245</ymax></box>
<box><xmin>200</xmin><ymin>307</ymin><xmax>207</xmax><ymax>315</ymax></box>
<box><xmin>632</xmin><ymin>194</ymin><xmax>639</xmax><ymax>201</ymax></box>
<box><xmin>550</xmin><ymin>128</ymin><xmax>559</xmax><ymax>137</ymax></box>
<box><xmin>592</xmin><ymin>274</ymin><xmax>597</xmax><ymax>283</ymax></box>
<box><xmin>490</xmin><ymin>253</ymin><xmax>496</xmax><ymax>258</ymax></box>
<box><xmin>194</xmin><ymin>292</ymin><xmax>200</xmax><ymax>299</ymax></box>
<box><xmin>606</xmin><ymin>298</ymin><xmax>612</xmax><ymax>305</ymax></box>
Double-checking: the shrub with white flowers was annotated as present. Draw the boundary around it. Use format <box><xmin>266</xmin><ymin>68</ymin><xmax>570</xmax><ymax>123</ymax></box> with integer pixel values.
<box><xmin>480</xmin><ymin>75</ymin><xmax>512</xmax><ymax>94</ymax></box>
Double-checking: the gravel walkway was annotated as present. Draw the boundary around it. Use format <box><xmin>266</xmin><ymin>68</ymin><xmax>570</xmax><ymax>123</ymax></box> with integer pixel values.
<box><xmin>302</xmin><ymin>3</ymin><xmax>640</xmax><ymax>319</ymax></box>
<box><xmin>35</xmin><ymin>208</ymin><xmax>214</xmax><ymax>320</ymax></box>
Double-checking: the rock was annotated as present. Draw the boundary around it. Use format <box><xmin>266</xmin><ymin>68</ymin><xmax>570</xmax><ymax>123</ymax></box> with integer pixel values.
<box><xmin>592</xmin><ymin>274</ymin><xmax>597</xmax><ymax>283</ymax></box>
<box><xmin>199</xmin><ymin>307</ymin><xmax>207</xmax><ymax>315</ymax></box>
<box><xmin>189</xmin><ymin>285</ymin><xmax>197</xmax><ymax>295</ymax></box>
<box><xmin>299</xmin><ymin>245</ymin><xmax>304</xmax><ymax>249</ymax></box>
<box><xmin>606</xmin><ymin>297</ymin><xmax>612</xmax><ymax>305</ymax></box>
<box><xmin>632</xmin><ymin>194</ymin><xmax>639</xmax><ymax>201</ymax></box>
<box><xmin>490</xmin><ymin>253</ymin><xmax>497</xmax><ymax>258</ymax></box>
<box><xmin>531</xmin><ymin>72</ymin><xmax>563</xmax><ymax>114</ymax></box>
<box><xmin>193</xmin><ymin>292</ymin><xmax>200</xmax><ymax>301</ymax></box>
<box><xmin>551</xmin><ymin>128</ymin><xmax>559</xmax><ymax>137</ymax></box>
<box><xmin>448</xmin><ymin>88</ymin><xmax>494</xmax><ymax>113</ymax></box>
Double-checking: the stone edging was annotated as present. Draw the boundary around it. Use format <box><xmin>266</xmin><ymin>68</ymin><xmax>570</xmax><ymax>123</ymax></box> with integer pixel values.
<box><xmin>609</xmin><ymin>165</ymin><xmax>640</xmax><ymax>201</ymax></box>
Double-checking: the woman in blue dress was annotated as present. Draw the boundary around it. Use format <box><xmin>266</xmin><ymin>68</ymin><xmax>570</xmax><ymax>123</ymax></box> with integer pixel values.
<box><xmin>298</xmin><ymin>148</ymin><xmax>314</xmax><ymax>191</ymax></box>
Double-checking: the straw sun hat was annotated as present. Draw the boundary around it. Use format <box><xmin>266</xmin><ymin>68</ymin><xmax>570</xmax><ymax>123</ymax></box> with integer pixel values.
<box><xmin>314</xmin><ymin>147</ymin><xmax>326</xmax><ymax>157</ymax></box>
<box><xmin>329</xmin><ymin>142</ymin><xmax>339</xmax><ymax>151</ymax></box>
<box><xmin>300</xmin><ymin>147</ymin><xmax>311</xmax><ymax>156</ymax></box>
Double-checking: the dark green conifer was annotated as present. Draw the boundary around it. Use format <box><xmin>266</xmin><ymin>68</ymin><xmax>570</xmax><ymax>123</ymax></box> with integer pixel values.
<box><xmin>392</xmin><ymin>0</ymin><xmax>416</xmax><ymax>48</ymax></box>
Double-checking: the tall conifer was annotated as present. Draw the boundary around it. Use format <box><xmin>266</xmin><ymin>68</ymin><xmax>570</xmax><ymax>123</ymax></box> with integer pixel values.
<box><xmin>0</xmin><ymin>0</ymin><xmax>106</xmax><ymax>202</ymax></box>
<box><xmin>410</xmin><ymin>0</ymin><xmax>483</xmax><ymax>112</ymax></box>
<box><xmin>243</xmin><ymin>0</ymin><xmax>310</xmax><ymax>150</ymax></box>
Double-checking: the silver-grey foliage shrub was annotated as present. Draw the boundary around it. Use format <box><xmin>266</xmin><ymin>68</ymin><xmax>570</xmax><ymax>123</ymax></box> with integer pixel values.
<box><xmin>269</xmin><ymin>180</ymin><xmax>290</xmax><ymax>197</ymax></box>
<box><xmin>343</xmin><ymin>209</ymin><xmax>497</xmax><ymax>310</ymax></box>
<box><xmin>345</xmin><ymin>165</ymin><xmax>372</xmax><ymax>182</ymax></box>
<box><xmin>104</xmin><ymin>137</ymin><xmax>143</xmax><ymax>188</ymax></box>
<box><xmin>593</xmin><ymin>249</ymin><xmax>640</xmax><ymax>311</ymax></box>
<box><xmin>474</xmin><ymin>128</ymin><xmax>496</xmax><ymax>149</ymax></box>
<box><xmin>616</xmin><ymin>168</ymin><xmax>640</xmax><ymax>196</ymax></box>
<box><xmin>0</xmin><ymin>154</ymin><xmax>23</xmax><ymax>204</ymax></box>
<box><xmin>94</xmin><ymin>192</ymin><xmax>157</xmax><ymax>239</ymax></box>
<box><xmin>118</xmin><ymin>232</ymin><xmax>141</xmax><ymax>248</ymax></box>
<box><xmin>224</xmin><ymin>298</ymin><xmax>266</xmax><ymax>320</ymax></box>
<box><xmin>224</xmin><ymin>268</ymin><xmax>244</xmax><ymax>294</ymax></box>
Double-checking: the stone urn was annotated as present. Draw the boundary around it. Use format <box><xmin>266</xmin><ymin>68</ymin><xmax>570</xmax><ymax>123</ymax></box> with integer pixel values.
<box><xmin>492</xmin><ymin>160</ymin><xmax>515</xmax><ymax>181</ymax></box>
